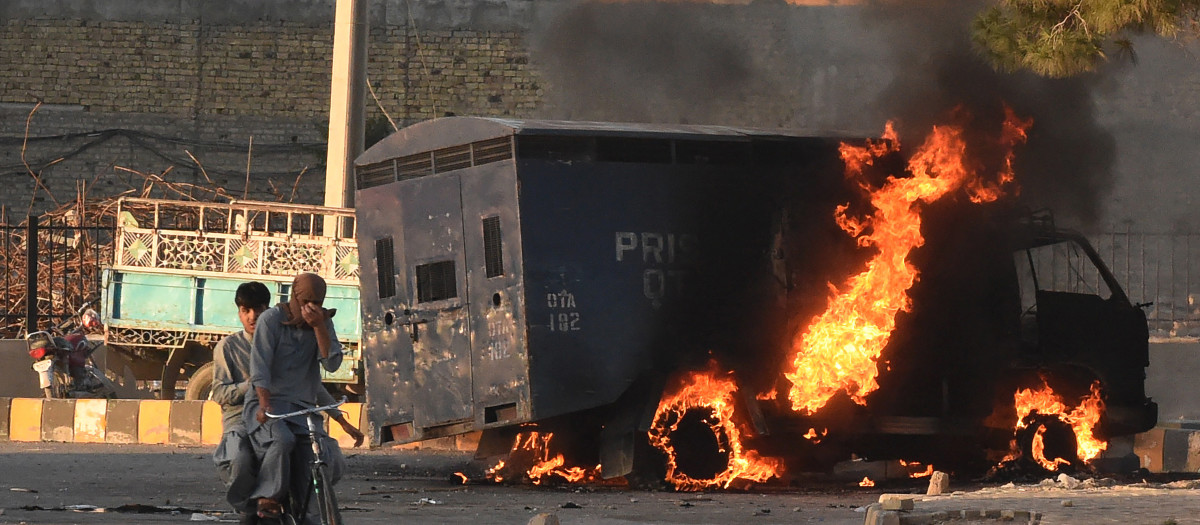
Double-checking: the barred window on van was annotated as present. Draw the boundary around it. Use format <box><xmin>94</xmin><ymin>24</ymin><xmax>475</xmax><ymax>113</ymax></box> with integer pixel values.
<box><xmin>483</xmin><ymin>216</ymin><xmax>503</xmax><ymax>278</ymax></box>
<box><xmin>416</xmin><ymin>260</ymin><xmax>457</xmax><ymax>303</ymax></box>
<box><xmin>375</xmin><ymin>237</ymin><xmax>396</xmax><ymax>299</ymax></box>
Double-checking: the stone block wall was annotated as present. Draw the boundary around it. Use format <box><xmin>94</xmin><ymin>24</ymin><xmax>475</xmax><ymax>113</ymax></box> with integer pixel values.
<box><xmin>0</xmin><ymin>6</ymin><xmax>543</xmax><ymax>216</ymax></box>
<box><xmin>0</xmin><ymin>105</ymin><xmax>330</xmax><ymax>216</ymax></box>
<box><xmin>368</xmin><ymin>28</ymin><xmax>540</xmax><ymax>123</ymax></box>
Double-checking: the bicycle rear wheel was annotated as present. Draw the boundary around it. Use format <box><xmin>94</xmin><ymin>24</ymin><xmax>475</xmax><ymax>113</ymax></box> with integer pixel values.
<box><xmin>311</xmin><ymin>464</ymin><xmax>342</xmax><ymax>525</ymax></box>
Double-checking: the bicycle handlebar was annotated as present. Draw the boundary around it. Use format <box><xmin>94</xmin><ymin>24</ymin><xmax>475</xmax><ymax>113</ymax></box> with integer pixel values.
<box><xmin>265</xmin><ymin>396</ymin><xmax>348</xmax><ymax>419</ymax></box>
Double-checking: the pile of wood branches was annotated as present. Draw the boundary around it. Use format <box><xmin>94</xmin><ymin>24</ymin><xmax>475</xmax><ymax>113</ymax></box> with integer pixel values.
<box><xmin>0</xmin><ymin>195</ymin><xmax>116</xmax><ymax>338</ymax></box>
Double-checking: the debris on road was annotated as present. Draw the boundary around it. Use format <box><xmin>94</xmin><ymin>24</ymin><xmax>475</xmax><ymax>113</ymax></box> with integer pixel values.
<box><xmin>527</xmin><ymin>513</ymin><xmax>559</xmax><ymax>525</ymax></box>
<box><xmin>63</xmin><ymin>505</ymin><xmax>103</xmax><ymax>512</ymax></box>
<box><xmin>926</xmin><ymin>471</ymin><xmax>950</xmax><ymax>495</ymax></box>
<box><xmin>1056</xmin><ymin>473</ymin><xmax>1081</xmax><ymax>489</ymax></box>
<box><xmin>879</xmin><ymin>495</ymin><xmax>914</xmax><ymax>511</ymax></box>
<box><xmin>17</xmin><ymin>503</ymin><xmax>216</xmax><ymax>515</ymax></box>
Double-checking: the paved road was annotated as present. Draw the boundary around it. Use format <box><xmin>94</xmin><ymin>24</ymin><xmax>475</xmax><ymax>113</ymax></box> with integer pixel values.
<box><xmin>1</xmin><ymin>442</ymin><xmax>1199</xmax><ymax>524</ymax></box>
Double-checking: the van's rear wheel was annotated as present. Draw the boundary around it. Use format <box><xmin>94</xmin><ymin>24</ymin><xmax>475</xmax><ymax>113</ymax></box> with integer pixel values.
<box><xmin>184</xmin><ymin>361</ymin><xmax>215</xmax><ymax>401</ymax></box>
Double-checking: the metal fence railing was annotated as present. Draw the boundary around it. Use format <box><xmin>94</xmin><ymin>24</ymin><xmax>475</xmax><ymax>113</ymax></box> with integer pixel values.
<box><xmin>1086</xmin><ymin>232</ymin><xmax>1200</xmax><ymax>340</ymax></box>
<box><xmin>0</xmin><ymin>214</ymin><xmax>112</xmax><ymax>338</ymax></box>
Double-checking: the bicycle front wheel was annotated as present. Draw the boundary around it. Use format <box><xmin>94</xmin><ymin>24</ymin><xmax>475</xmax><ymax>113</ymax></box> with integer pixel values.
<box><xmin>312</xmin><ymin>464</ymin><xmax>342</xmax><ymax>525</ymax></box>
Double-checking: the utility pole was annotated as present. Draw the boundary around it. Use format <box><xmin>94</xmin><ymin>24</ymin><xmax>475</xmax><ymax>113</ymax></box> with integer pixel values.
<box><xmin>324</xmin><ymin>0</ymin><xmax>367</xmax><ymax>237</ymax></box>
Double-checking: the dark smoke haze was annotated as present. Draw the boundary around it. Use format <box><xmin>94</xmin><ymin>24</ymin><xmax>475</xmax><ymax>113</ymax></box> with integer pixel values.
<box><xmin>530</xmin><ymin>0</ymin><xmax>1126</xmax><ymax>228</ymax></box>
<box><xmin>865</xmin><ymin>1</ymin><xmax>1116</xmax><ymax>228</ymax></box>
<box><xmin>531</xmin><ymin>1</ymin><xmax>761</xmax><ymax>125</ymax></box>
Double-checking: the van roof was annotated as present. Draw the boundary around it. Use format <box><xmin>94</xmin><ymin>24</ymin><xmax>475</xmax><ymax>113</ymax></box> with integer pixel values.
<box><xmin>356</xmin><ymin>116</ymin><xmax>856</xmax><ymax>166</ymax></box>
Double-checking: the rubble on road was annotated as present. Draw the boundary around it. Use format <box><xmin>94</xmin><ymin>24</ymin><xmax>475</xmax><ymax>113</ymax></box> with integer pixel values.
<box><xmin>926</xmin><ymin>471</ymin><xmax>950</xmax><ymax>495</ymax></box>
<box><xmin>527</xmin><ymin>513</ymin><xmax>559</xmax><ymax>525</ymax></box>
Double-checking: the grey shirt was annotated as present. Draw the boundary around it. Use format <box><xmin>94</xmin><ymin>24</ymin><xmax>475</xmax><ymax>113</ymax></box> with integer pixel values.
<box><xmin>246</xmin><ymin>305</ymin><xmax>343</xmax><ymax>433</ymax></box>
<box><xmin>210</xmin><ymin>330</ymin><xmax>253</xmax><ymax>432</ymax></box>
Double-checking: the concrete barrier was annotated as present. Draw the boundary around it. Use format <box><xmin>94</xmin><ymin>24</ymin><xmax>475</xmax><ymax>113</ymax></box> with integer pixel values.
<box><xmin>42</xmin><ymin>398</ymin><xmax>75</xmax><ymax>442</ymax></box>
<box><xmin>0</xmin><ymin>398</ymin><xmax>370</xmax><ymax>449</ymax></box>
<box><xmin>1147</xmin><ymin>341</ymin><xmax>1200</xmax><ymax>422</ymax></box>
<box><xmin>0</xmin><ymin>397</ymin><xmax>10</xmax><ymax>440</ymax></box>
<box><xmin>201</xmin><ymin>400</ymin><xmax>223</xmax><ymax>445</ymax></box>
<box><xmin>106</xmin><ymin>399</ymin><xmax>140</xmax><ymax>443</ymax></box>
<box><xmin>0</xmin><ymin>340</ymin><xmax>42</xmax><ymax>398</ymax></box>
<box><xmin>1130</xmin><ymin>341</ymin><xmax>1200</xmax><ymax>473</ymax></box>
<box><xmin>74</xmin><ymin>398</ymin><xmax>107</xmax><ymax>443</ymax></box>
<box><xmin>9</xmin><ymin>398</ymin><xmax>43</xmax><ymax>441</ymax></box>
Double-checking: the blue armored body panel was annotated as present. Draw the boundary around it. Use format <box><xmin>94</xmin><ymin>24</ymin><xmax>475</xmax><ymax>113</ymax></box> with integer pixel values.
<box><xmin>354</xmin><ymin>117</ymin><xmax>849</xmax><ymax>448</ymax></box>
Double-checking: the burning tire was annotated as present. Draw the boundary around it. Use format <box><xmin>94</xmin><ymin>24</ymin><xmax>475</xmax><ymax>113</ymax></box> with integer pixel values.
<box><xmin>648</xmin><ymin>364</ymin><xmax>783</xmax><ymax>491</ymax></box>
<box><xmin>987</xmin><ymin>375</ymin><xmax>1108</xmax><ymax>478</ymax></box>
<box><xmin>661</xmin><ymin>407</ymin><xmax>731</xmax><ymax>482</ymax></box>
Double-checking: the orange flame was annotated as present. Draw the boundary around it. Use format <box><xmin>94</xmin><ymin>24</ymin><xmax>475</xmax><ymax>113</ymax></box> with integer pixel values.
<box><xmin>453</xmin><ymin>472</ymin><xmax>469</xmax><ymax>484</ymax></box>
<box><xmin>649</xmin><ymin>362</ymin><xmax>783</xmax><ymax>490</ymax></box>
<box><xmin>859</xmin><ymin>476</ymin><xmax>875</xmax><ymax>487</ymax></box>
<box><xmin>899</xmin><ymin>460</ymin><xmax>935</xmax><ymax>478</ymax></box>
<box><xmin>1013</xmin><ymin>380</ymin><xmax>1107</xmax><ymax>463</ymax></box>
<box><xmin>784</xmin><ymin>110</ymin><xmax>1031</xmax><ymax>415</ymax></box>
<box><xmin>1029</xmin><ymin>424</ymin><xmax>1072</xmax><ymax>471</ymax></box>
<box><xmin>802</xmin><ymin>427</ymin><xmax>828</xmax><ymax>444</ymax></box>
<box><xmin>486</xmin><ymin>458</ymin><xmax>507</xmax><ymax>483</ymax></box>
<box><xmin>485</xmin><ymin>431</ymin><xmax>601</xmax><ymax>485</ymax></box>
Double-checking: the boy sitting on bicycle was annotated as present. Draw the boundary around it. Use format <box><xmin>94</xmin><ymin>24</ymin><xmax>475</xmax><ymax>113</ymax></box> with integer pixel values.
<box><xmin>233</xmin><ymin>275</ymin><xmax>364</xmax><ymax>521</ymax></box>
<box><xmin>211</xmin><ymin>281</ymin><xmax>272</xmax><ymax>502</ymax></box>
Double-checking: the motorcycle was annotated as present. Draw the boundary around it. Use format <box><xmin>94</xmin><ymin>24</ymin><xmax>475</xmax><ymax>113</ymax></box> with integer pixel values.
<box><xmin>26</xmin><ymin>305</ymin><xmax>118</xmax><ymax>399</ymax></box>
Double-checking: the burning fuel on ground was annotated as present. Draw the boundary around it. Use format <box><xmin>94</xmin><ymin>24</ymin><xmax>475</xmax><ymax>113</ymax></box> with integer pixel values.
<box><xmin>482</xmin><ymin>431</ymin><xmax>602</xmax><ymax>486</ymax></box>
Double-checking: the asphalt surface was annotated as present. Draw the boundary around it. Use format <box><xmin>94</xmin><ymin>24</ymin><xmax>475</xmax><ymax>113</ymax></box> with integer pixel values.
<box><xmin>1</xmin><ymin>442</ymin><xmax>1199</xmax><ymax>524</ymax></box>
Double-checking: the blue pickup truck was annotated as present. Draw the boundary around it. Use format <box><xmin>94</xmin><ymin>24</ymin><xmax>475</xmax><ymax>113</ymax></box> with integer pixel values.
<box><xmin>100</xmin><ymin>197</ymin><xmax>362</xmax><ymax>400</ymax></box>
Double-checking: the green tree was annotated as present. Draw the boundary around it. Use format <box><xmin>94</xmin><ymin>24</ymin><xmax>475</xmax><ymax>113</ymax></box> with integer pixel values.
<box><xmin>972</xmin><ymin>0</ymin><xmax>1200</xmax><ymax>77</ymax></box>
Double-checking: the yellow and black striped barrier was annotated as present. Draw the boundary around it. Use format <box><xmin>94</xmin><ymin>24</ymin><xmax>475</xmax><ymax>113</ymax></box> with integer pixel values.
<box><xmin>0</xmin><ymin>398</ymin><xmax>365</xmax><ymax>448</ymax></box>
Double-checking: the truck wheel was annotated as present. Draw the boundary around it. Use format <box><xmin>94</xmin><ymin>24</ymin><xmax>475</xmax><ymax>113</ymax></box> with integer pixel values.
<box><xmin>184</xmin><ymin>361</ymin><xmax>215</xmax><ymax>401</ymax></box>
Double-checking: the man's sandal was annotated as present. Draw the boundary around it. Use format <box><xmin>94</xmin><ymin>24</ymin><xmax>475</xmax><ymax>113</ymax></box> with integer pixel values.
<box><xmin>256</xmin><ymin>498</ymin><xmax>283</xmax><ymax>519</ymax></box>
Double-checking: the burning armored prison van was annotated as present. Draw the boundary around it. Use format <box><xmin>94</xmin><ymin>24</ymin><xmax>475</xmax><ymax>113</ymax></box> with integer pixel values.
<box><xmin>353</xmin><ymin>116</ymin><xmax>1156</xmax><ymax>483</ymax></box>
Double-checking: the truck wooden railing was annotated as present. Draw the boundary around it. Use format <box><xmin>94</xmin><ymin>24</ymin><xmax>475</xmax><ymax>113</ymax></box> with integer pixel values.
<box><xmin>111</xmin><ymin>197</ymin><xmax>358</xmax><ymax>285</ymax></box>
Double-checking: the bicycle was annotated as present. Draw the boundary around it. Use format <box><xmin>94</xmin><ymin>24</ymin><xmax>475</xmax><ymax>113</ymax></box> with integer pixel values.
<box><xmin>265</xmin><ymin>397</ymin><xmax>348</xmax><ymax>525</ymax></box>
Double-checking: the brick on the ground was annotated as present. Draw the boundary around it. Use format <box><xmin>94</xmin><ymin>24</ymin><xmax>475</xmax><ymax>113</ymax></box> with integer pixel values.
<box><xmin>879</xmin><ymin>495</ymin><xmax>914</xmax><ymax>511</ymax></box>
<box><xmin>926</xmin><ymin>470</ymin><xmax>950</xmax><ymax>495</ymax></box>
<box><xmin>897</xmin><ymin>513</ymin><xmax>938</xmax><ymax>525</ymax></box>
<box><xmin>527</xmin><ymin>513</ymin><xmax>559</xmax><ymax>525</ymax></box>
<box><xmin>863</xmin><ymin>504</ymin><xmax>900</xmax><ymax>525</ymax></box>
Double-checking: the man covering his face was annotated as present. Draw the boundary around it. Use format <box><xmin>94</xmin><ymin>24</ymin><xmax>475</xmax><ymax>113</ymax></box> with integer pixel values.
<box><xmin>240</xmin><ymin>272</ymin><xmax>351</xmax><ymax>520</ymax></box>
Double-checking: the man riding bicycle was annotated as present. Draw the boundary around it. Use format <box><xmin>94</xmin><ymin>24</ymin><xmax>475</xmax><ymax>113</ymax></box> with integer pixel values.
<box><xmin>212</xmin><ymin>281</ymin><xmax>364</xmax><ymax>522</ymax></box>
<box><xmin>236</xmin><ymin>274</ymin><xmax>363</xmax><ymax>521</ymax></box>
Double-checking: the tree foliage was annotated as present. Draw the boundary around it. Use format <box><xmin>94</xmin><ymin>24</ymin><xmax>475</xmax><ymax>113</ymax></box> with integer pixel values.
<box><xmin>972</xmin><ymin>0</ymin><xmax>1200</xmax><ymax>77</ymax></box>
